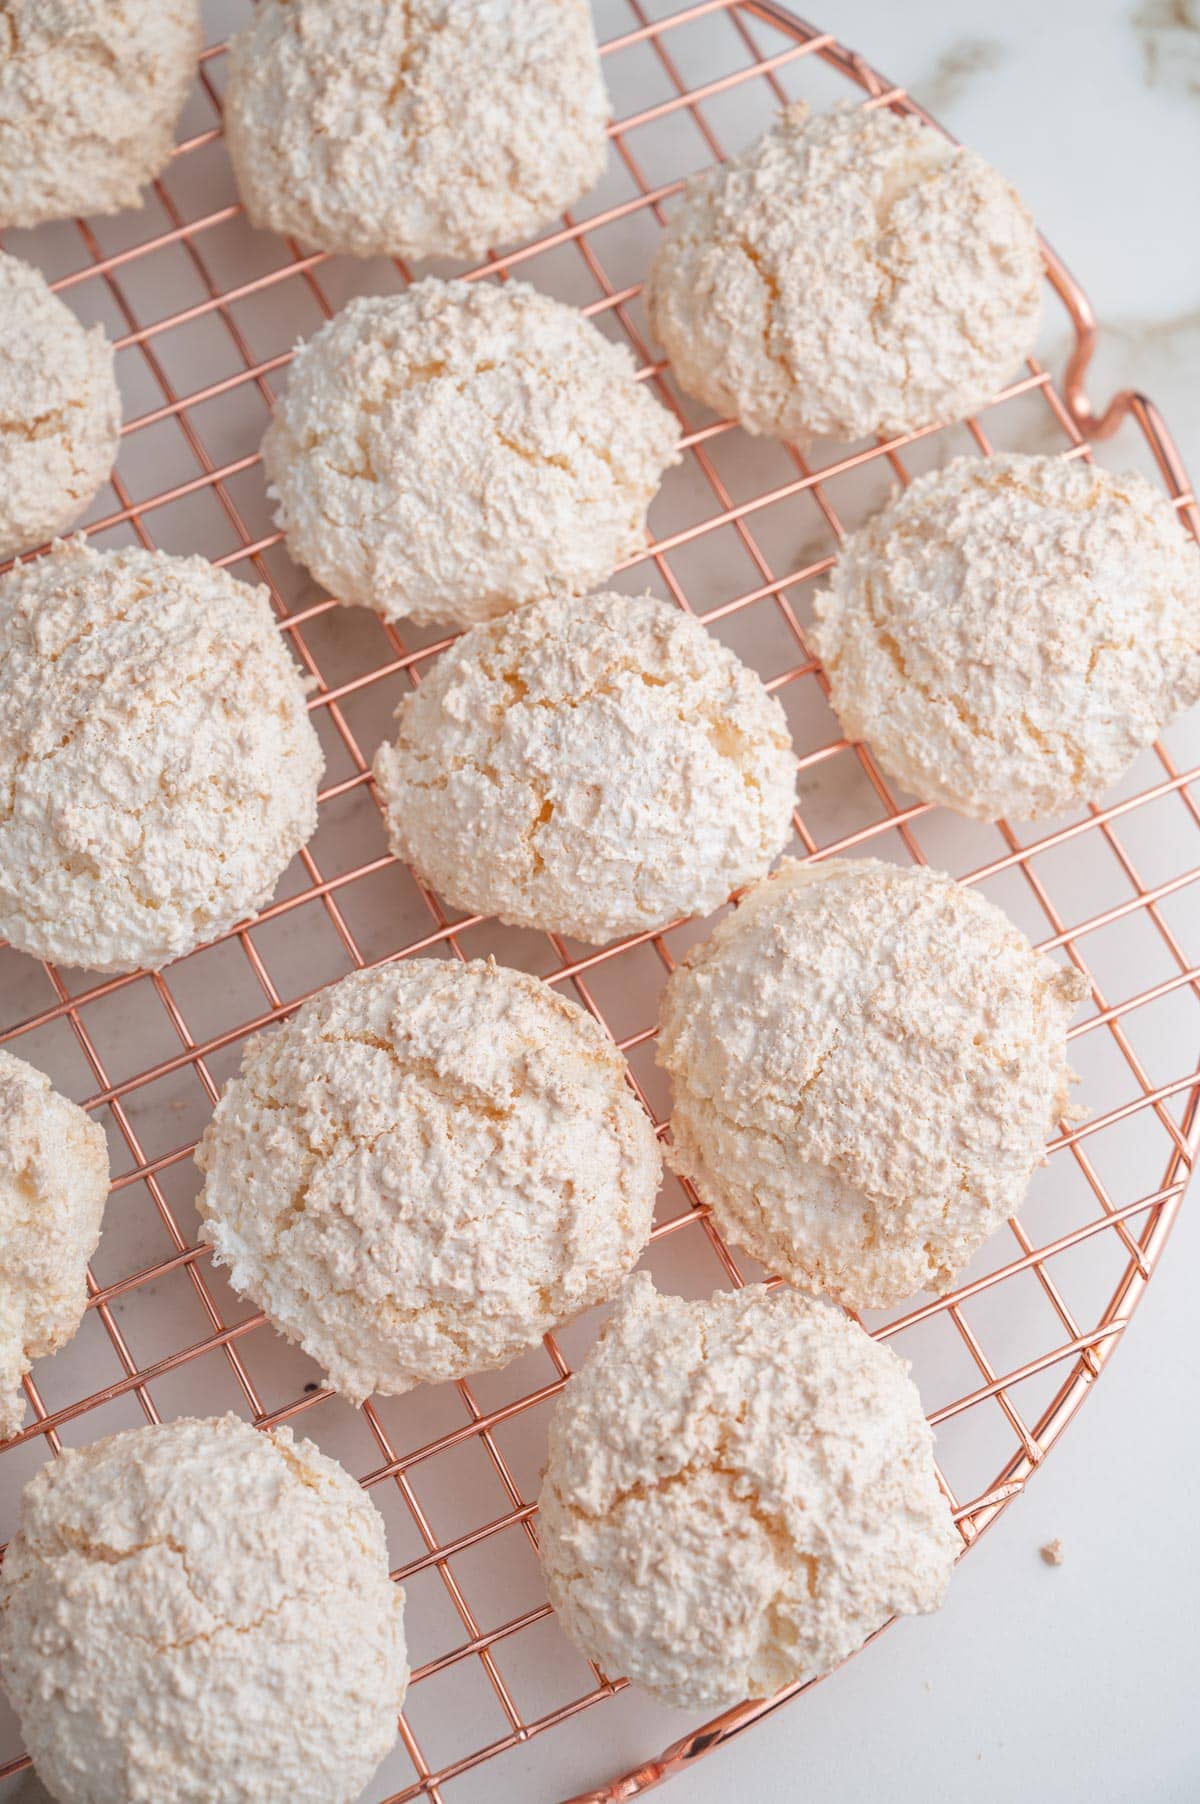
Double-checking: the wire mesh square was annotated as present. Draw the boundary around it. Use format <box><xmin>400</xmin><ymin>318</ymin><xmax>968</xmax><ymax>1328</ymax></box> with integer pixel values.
<box><xmin>1</xmin><ymin>2</ymin><xmax>1198</xmax><ymax>1800</ymax></box>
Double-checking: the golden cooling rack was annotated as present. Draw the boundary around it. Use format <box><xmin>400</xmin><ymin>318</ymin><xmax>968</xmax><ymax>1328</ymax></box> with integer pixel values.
<box><xmin>1</xmin><ymin>3</ymin><xmax>1197</xmax><ymax>1800</ymax></box>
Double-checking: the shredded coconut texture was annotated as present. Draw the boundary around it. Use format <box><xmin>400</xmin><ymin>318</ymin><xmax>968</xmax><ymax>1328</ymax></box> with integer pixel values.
<box><xmin>538</xmin><ymin>1275</ymin><xmax>960</xmax><ymax>1711</ymax></box>
<box><xmin>658</xmin><ymin>858</ymin><xmax>1086</xmax><ymax>1310</ymax></box>
<box><xmin>0</xmin><ymin>539</ymin><xmax>324</xmax><ymax>974</ymax></box>
<box><xmin>645</xmin><ymin>102</ymin><xmax>1042</xmax><ymax>445</ymax></box>
<box><xmin>374</xmin><ymin>591</ymin><xmax>798</xmax><ymax>944</ymax></box>
<box><xmin>225</xmin><ymin>0</ymin><xmax>609</xmax><ymax>261</ymax></box>
<box><xmin>262</xmin><ymin>278</ymin><xmax>680</xmax><ymax>628</ymax></box>
<box><xmin>0</xmin><ymin>1415</ymin><xmax>408</xmax><ymax>1804</ymax></box>
<box><xmin>196</xmin><ymin>960</ymin><xmax>661</xmax><ymax>1402</ymax></box>
<box><xmin>0</xmin><ymin>1050</ymin><xmax>109</xmax><ymax>1442</ymax></box>
<box><xmin>0</xmin><ymin>254</ymin><xmax>121</xmax><ymax>562</ymax></box>
<box><xmin>812</xmin><ymin>453</ymin><xmax>1200</xmax><ymax>821</ymax></box>
<box><xmin>0</xmin><ymin>0</ymin><xmax>201</xmax><ymax>227</ymax></box>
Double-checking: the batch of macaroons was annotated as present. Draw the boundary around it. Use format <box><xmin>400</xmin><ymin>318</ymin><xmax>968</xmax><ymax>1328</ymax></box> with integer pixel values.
<box><xmin>1</xmin><ymin>3</ymin><xmax>1199</xmax><ymax>1802</ymax></box>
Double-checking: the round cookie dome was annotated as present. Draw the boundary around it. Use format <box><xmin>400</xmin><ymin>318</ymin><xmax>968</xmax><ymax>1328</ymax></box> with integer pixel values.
<box><xmin>0</xmin><ymin>1050</ymin><xmax>109</xmax><ymax>1441</ymax></box>
<box><xmin>812</xmin><ymin>453</ymin><xmax>1200</xmax><ymax>821</ymax></box>
<box><xmin>658</xmin><ymin>858</ymin><xmax>1086</xmax><ymax>1311</ymax></box>
<box><xmin>196</xmin><ymin>960</ymin><xmax>661</xmax><ymax>1400</ymax></box>
<box><xmin>646</xmin><ymin>102</ymin><xmax>1042</xmax><ymax>445</ymax></box>
<box><xmin>261</xmin><ymin>279</ymin><xmax>680</xmax><ymax>628</ymax></box>
<box><xmin>0</xmin><ymin>540</ymin><xmax>324</xmax><ymax>974</ymax></box>
<box><xmin>0</xmin><ymin>255</ymin><xmax>121</xmax><ymax>562</ymax></box>
<box><xmin>538</xmin><ymin>1274</ymin><xmax>960</xmax><ymax>1711</ymax></box>
<box><xmin>373</xmin><ymin>591</ymin><xmax>798</xmax><ymax>945</ymax></box>
<box><xmin>0</xmin><ymin>1415</ymin><xmax>407</xmax><ymax>1804</ymax></box>
<box><xmin>0</xmin><ymin>0</ymin><xmax>201</xmax><ymax>228</ymax></box>
<box><xmin>225</xmin><ymin>0</ymin><xmax>610</xmax><ymax>262</ymax></box>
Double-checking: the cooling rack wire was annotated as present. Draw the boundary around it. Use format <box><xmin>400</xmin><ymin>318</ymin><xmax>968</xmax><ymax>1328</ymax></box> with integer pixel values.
<box><xmin>0</xmin><ymin>3</ymin><xmax>1197</xmax><ymax>1800</ymax></box>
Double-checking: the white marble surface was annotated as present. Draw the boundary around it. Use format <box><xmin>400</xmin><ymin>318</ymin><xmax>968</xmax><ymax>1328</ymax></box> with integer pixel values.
<box><xmin>0</xmin><ymin>5</ymin><xmax>1197</xmax><ymax>1804</ymax></box>
<box><xmin>676</xmin><ymin>4</ymin><xmax>1200</xmax><ymax>1802</ymax></box>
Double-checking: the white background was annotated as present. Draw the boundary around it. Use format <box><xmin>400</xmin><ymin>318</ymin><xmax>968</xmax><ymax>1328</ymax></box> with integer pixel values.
<box><xmin>0</xmin><ymin>4</ymin><xmax>1196</xmax><ymax>1803</ymax></box>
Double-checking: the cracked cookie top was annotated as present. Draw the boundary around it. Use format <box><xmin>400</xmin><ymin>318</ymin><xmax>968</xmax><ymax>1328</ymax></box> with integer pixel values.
<box><xmin>537</xmin><ymin>1274</ymin><xmax>960</xmax><ymax>1710</ymax></box>
<box><xmin>0</xmin><ymin>539</ymin><xmax>324</xmax><ymax>974</ymax></box>
<box><xmin>0</xmin><ymin>0</ymin><xmax>201</xmax><ymax>227</ymax></box>
<box><xmin>196</xmin><ymin>960</ymin><xmax>661</xmax><ymax>1400</ymax></box>
<box><xmin>0</xmin><ymin>1414</ymin><xmax>408</xmax><ymax>1804</ymax></box>
<box><xmin>373</xmin><ymin>589</ymin><xmax>798</xmax><ymax>944</ymax></box>
<box><xmin>0</xmin><ymin>1049</ymin><xmax>110</xmax><ymax>1442</ymax></box>
<box><xmin>0</xmin><ymin>253</ymin><xmax>121</xmax><ymax>563</ymax></box>
<box><xmin>646</xmin><ymin>101</ymin><xmax>1042</xmax><ymax>445</ymax></box>
<box><xmin>225</xmin><ymin>0</ymin><xmax>610</xmax><ymax>261</ymax></box>
<box><xmin>657</xmin><ymin>857</ymin><xmax>1087</xmax><ymax>1311</ymax></box>
<box><xmin>261</xmin><ymin>278</ymin><xmax>681</xmax><ymax>628</ymax></box>
<box><xmin>812</xmin><ymin>453</ymin><xmax>1200</xmax><ymax>821</ymax></box>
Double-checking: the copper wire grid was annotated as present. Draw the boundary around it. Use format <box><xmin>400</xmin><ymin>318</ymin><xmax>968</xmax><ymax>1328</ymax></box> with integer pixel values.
<box><xmin>0</xmin><ymin>2</ymin><xmax>1197</xmax><ymax>1799</ymax></box>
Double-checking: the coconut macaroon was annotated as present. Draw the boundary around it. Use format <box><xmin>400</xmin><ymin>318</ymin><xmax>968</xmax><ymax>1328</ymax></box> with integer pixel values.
<box><xmin>0</xmin><ymin>540</ymin><xmax>323</xmax><ymax>974</ymax></box>
<box><xmin>0</xmin><ymin>254</ymin><xmax>121</xmax><ymax>563</ymax></box>
<box><xmin>0</xmin><ymin>0</ymin><xmax>201</xmax><ymax>228</ymax></box>
<box><xmin>658</xmin><ymin>858</ymin><xmax>1086</xmax><ymax>1310</ymax></box>
<box><xmin>0</xmin><ymin>1415</ymin><xmax>408</xmax><ymax>1804</ymax></box>
<box><xmin>374</xmin><ymin>591</ymin><xmax>797</xmax><ymax>945</ymax></box>
<box><xmin>262</xmin><ymin>279</ymin><xmax>680</xmax><ymax>629</ymax></box>
<box><xmin>225</xmin><ymin>0</ymin><xmax>609</xmax><ymax>261</ymax></box>
<box><xmin>196</xmin><ymin>960</ymin><xmax>660</xmax><ymax>1401</ymax></box>
<box><xmin>646</xmin><ymin>103</ymin><xmax>1042</xmax><ymax>445</ymax></box>
<box><xmin>0</xmin><ymin>1051</ymin><xmax>110</xmax><ymax>1441</ymax></box>
<box><xmin>812</xmin><ymin>454</ymin><xmax>1200</xmax><ymax>821</ymax></box>
<box><xmin>538</xmin><ymin>1275</ymin><xmax>959</xmax><ymax>1711</ymax></box>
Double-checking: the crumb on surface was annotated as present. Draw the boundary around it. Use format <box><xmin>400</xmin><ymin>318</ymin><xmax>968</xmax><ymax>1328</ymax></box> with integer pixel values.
<box><xmin>1040</xmin><ymin>1538</ymin><xmax>1065</xmax><ymax>1566</ymax></box>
